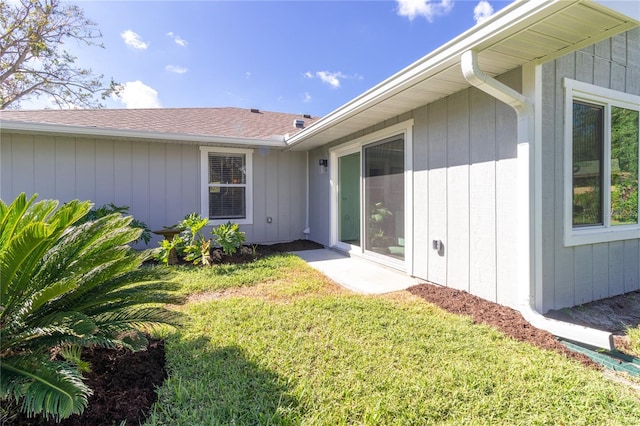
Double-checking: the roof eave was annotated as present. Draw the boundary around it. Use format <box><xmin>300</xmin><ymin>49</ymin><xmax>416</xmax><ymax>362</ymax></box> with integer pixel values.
<box><xmin>285</xmin><ymin>0</ymin><xmax>639</xmax><ymax>150</ymax></box>
<box><xmin>0</xmin><ymin>120</ymin><xmax>288</xmax><ymax>148</ymax></box>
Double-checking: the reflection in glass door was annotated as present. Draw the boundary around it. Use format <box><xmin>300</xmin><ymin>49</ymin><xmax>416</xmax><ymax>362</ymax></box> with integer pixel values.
<box><xmin>364</xmin><ymin>137</ymin><xmax>404</xmax><ymax>260</ymax></box>
<box><xmin>338</xmin><ymin>152</ymin><xmax>361</xmax><ymax>247</ymax></box>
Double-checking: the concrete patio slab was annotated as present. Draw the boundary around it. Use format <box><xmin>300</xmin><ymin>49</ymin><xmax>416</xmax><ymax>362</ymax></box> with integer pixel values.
<box><xmin>292</xmin><ymin>248</ymin><xmax>425</xmax><ymax>294</ymax></box>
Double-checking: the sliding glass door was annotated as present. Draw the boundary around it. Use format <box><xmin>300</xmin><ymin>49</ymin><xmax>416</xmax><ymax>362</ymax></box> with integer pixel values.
<box><xmin>331</xmin><ymin>121</ymin><xmax>413</xmax><ymax>273</ymax></box>
<box><xmin>364</xmin><ymin>137</ymin><xmax>405</xmax><ymax>260</ymax></box>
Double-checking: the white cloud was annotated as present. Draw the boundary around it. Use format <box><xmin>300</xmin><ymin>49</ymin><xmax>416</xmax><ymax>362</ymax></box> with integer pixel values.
<box><xmin>396</xmin><ymin>0</ymin><xmax>454</xmax><ymax>22</ymax></box>
<box><xmin>245</xmin><ymin>72</ymin><xmax>251</xmax><ymax>79</ymax></box>
<box><xmin>317</xmin><ymin>71</ymin><xmax>345</xmax><ymax>88</ymax></box>
<box><xmin>121</xmin><ymin>30</ymin><xmax>148</xmax><ymax>50</ymax></box>
<box><xmin>473</xmin><ymin>0</ymin><xmax>494</xmax><ymax>24</ymax></box>
<box><xmin>303</xmin><ymin>92</ymin><xmax>312</xmax><ymax>103</ymax></box>
<box><xmin>165</xmin><ymin>64</ymin><xmax>188</xmax><ymax>74</ymax></box>
<box><xmin>167</xmin><ymin>32</ymin><xmax>188</xmax><ymax>47</ymax></box>
<box><xmin>113</xmin><ymin>81</ymin><xmax>161</xmax><ymax>108</ymax></box>
<box><xmin>305</xmin><ymin>71</ymin><xmax>348</xmax><ymax>88</ymax></box>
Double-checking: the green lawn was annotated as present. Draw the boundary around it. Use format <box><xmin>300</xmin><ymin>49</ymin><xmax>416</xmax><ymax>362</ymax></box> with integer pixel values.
<box><xmin>145</xmin><ymin>254</ymin><xmax>640</xmax><ymax>425</ymax></box>
<box><xmin>628</xmin><ymin>326</ymin><xmax>640</xmax><ymax>356</ymax></box>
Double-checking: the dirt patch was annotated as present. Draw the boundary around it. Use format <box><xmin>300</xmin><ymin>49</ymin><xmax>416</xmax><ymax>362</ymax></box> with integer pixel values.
<box><xmin>545</xmin><ymin>290</ymin><xmax>640</xmax><ymax>352</ymax></box>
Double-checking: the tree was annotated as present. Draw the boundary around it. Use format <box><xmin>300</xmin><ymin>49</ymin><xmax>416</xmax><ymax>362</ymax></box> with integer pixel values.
<box><xmin>0</xmin><ymin>194</ymin><xmax>183</xmax><ymax>421</ymax></box>
<box><xmin>0</xmin><ymin>0</ymin><xmax>118</xmax><ymax>109</ymax></box>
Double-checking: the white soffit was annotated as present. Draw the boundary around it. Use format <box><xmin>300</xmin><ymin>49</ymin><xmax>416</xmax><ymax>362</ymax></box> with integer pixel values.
<box><xmin>287</xmin><ymin>0</ymin><xmax>639</xmax><ymax>151</ymax></box>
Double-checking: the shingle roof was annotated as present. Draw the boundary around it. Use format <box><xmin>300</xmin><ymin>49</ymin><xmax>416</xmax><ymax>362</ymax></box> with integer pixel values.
<box><xmin>0</xmin><ymin>107</ymin><xmax>318</xmax><ymax>140</ymax></box>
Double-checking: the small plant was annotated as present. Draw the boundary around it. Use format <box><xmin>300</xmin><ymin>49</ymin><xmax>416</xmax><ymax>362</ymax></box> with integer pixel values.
<box><xmin>156</xmin><ymin>213</ymin><xmax>212</xmax><ymax>266</ymax></box>
<box><xmin>157</xmin><ymin>237</ymin><xmax>180</xmax><ymax>265</ymax></box>
<box><xmin>211</xmin><ymin>221</ymin><xmax>246</xmax><ymax>256</ymax></box>
<box><xmin>179</xmin><ymin>213</ymin><xmax>211</xmax><ymax>266</ymax></box>
<box><xmin>78</xmin><ymin>203</ymin><xmax>152</xmax><ymax>245</ymax></box>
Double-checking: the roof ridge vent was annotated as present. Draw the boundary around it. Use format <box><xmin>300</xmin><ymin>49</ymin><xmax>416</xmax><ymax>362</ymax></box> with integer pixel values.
<box><xmin>303</xmin><ymin>114</ymin><xmax>311</xmax><ymax>119</ymax></box>
<box><xmin>293</xmin><ymin>118</ymin><xmax>305</xmax><ymax>129</ymax></box>
<box><xmin>250</xmin><ymin>108</ymin><xmax>260</xmax><ymax>113</ymax></box>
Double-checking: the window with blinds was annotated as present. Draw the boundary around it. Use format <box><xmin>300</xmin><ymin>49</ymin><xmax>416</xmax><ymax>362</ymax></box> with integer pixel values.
<box><xmin>200</xmin><ymin>148</ymin><xmax>253</xmax><ymax>224</ymax></box>
<box><xmin>208</xmin><ymin>153</ymin><xmax>246</xmax><ymax>220</ymax></box>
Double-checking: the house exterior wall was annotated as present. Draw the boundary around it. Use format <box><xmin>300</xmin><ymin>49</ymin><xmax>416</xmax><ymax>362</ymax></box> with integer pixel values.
<box><xmin>308</xmin><ymin>69</ymin><xmax>521</xmax><ymax>309</ymax></box>
<box><xmin>0</xmin><ymin>134</ymin><xmax>307</xmax><ymax>247</ymax></box>
<box><xmin>540</xmin><ymin>28</ymin><xmax>640</xmax><ymax>312</ymax></box>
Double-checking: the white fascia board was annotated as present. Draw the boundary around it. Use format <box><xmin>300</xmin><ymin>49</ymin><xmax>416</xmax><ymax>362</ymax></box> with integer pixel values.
<box><xmin>0</xmin><ymin>120</ymin><xmax>287</xmax><ymax>148</ymax></box>
<box><xmin>285</xmin><ymin>0</ymin><xmax>569</xmax><ymax>149</ymax></box>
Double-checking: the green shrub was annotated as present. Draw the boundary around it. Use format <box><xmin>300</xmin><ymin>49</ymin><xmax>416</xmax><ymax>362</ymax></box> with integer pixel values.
<box><xmin>77</xmin><ymin>202</ymin><xmax>152</xmax><ymax>245</ymax></box>
<box><xmin>211</xmin><ymin>221</ymin><xmax>246</xmax><ymax>256</ymax></box>
<box><xmin>0</xmin><ymin>193</ymin><xmax>183</xmax><ymax>422</ymax></box>
<box><xmin>178</xmin><ymin>213</ymin><xmax>211</xmax><ymax>265</ymax></box>
<box><xmin>157</xmin><ymin>213</ymin><xmax>212</xmax><ymax>266</ymax></box>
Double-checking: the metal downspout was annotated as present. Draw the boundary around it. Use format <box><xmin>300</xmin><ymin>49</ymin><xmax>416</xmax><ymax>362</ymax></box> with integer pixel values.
<box><xmin>461</xmin><ymin>50</ymin><xmax>613</xmax><ymax>350</ymax></box>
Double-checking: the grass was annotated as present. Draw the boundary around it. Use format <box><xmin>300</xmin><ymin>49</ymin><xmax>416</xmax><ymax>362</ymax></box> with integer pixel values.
<box><xmin>167</xmin><ymin>254</ymin><xmax>329</xmax><ymax>296</ymax></box>
<box><xmin>627</xmin><ymin>326</ymin><xmax>640</xmax><ymax>356</ymax></box>
<box><xmin>145</xmin><ymin>254</ymin><xmax>640</xmax><ymax>425</ymax></box>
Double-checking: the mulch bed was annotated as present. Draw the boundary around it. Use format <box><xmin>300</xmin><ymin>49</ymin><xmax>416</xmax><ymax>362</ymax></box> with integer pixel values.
<box><xmin>9</xmin><ymin>239</ymin><xmax>599</xmax><ymax>425</ymax></box>
<box><xmin>8</xmin><ymin>339</ymin><xmax>166</xmax><ymax>426</ymax></box>
<box><xmin>407</xmin><ymin>284</ymin><xmax>598</xmax><ymax>368</ymax></box>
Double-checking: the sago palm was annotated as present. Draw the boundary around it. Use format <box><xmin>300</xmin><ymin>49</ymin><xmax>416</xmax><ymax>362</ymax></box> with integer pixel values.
<box><xmin>0</xmin><ymin>193</ymin><xmax>183</xmax><ymax>421</ymax></box>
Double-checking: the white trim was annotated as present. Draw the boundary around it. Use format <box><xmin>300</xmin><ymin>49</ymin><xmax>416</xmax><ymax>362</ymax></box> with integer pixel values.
<box><xmin>563</xmin><ymin>78</ymin><xmax>640</xmax><ymax>247</ymax></box>
<box><xmin>199</xmin><ymin>146</ymin><xmax>254</xmax><ymax>226</ymax></box>
<box><xmin>564</xmin><ymin>79</ymin><xmax>640</xmax><ymax>107</ymax></box>
<box><xmin>530</xmin><ymin>62</ymin><xmax>545</xmax><ymax>314</ymax></box>
<box><xmin>404</xmin><ymin>124</ymin><xmax>414</xmax><ymax>277</ymax></box>
<box><xmin>330</xmin><ymin>144</ymin><xmax>360</xmax><ymax>252</ymax></box>
<box><xmin>329</xmin><ymin>119</ymin><xmax>414</xmax><ymax>274</ymax></box>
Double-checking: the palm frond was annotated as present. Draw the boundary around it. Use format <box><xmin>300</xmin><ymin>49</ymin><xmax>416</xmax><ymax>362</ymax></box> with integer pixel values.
<box><xmin>0</xmin><ymin>221</ymin><xmax>53</xmax><ymax>304</ymax></box>
<box><xmin>0</xmin><ymin>196</ymin><xmax>91</xmax><ymax>312</ymax></box>
<box><xmin>1</xmin><ymin>194</ymin><xmax>177</xmax><ymax>420</ymax></box>
<box><xmin>1</xmin><ymin>355</ymin><xmax>91</xmax><ymax>421</ymax></box>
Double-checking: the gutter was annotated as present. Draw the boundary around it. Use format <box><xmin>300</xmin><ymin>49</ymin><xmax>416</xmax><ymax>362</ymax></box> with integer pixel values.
<box><xmin>461</xmin><ymin>50</ymin><xmax>614</xmax><ymax>350</ymax></box>
<box><xmin>0</xmin><ymin>120</ymin><xmax>288</xmax><ymax>149</ymax></box>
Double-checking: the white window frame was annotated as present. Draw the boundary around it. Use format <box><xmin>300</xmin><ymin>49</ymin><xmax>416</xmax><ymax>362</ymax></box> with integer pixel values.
<box><xmin>200</xmin><ymin>146</ymin><xmax>253</xmax><ymax>226</ymax></box>
<box><xmin>563</xmin><ymin>78</ymin><xmax>640</xmax><ymax>246</ymax></box>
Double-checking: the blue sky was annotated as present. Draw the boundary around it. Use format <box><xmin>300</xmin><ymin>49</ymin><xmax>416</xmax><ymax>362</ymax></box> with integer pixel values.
<box><xmin>24</xmin><ymin>0</ymin><xmax>515</xmax><ymax>116</ymax></box>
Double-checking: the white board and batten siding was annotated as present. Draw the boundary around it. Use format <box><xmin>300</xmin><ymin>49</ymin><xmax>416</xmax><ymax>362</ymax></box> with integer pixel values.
<box><xmin>412</xmin><ymin>69</ymin><xmax>520</xmax><ymax>309</ymax></box>
<box><xmin>541</xmin><ymin>28</ymin><xmax>640</xmax><ymax>312</ymax></box>
<box><xmin>249</xmin><ymin>148</ymin><xmax>307</xmax><ymax>244</ymax></box>
<box><xmin>0</xmin><ymin>134</ymin><xmax>307</xmax><ymax>247</ymax></box>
